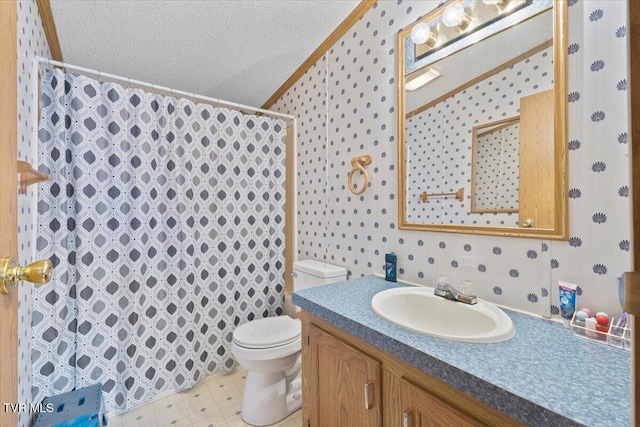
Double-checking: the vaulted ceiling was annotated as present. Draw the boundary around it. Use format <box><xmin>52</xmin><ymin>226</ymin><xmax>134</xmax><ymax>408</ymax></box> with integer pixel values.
<box><xmin>50</xmin><ymin>1</ymin><xmax>361</xmax><ymax>108</ymax></box>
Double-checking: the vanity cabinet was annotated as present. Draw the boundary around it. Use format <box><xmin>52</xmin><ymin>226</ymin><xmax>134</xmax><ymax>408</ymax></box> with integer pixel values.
<box><xmin>400</xmin><ymin>378</ymin><xmax>484</xmax><ymax>427</ymax></box>
<box><xmin>306</xmin><ymin>322</ymin><xmax>382</xmax><ymax>426</ymax></box>
<box><xmin>300</xmin><ymin>311</ymin><xmax>523</xmax><ymax>427</ymax></box>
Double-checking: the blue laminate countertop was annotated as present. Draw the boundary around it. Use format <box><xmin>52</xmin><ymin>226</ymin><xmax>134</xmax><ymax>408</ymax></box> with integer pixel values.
<box><xmin>292</xmin><ymin>276</ymin><xmax>630</xmax><ymax>427</ymax></box>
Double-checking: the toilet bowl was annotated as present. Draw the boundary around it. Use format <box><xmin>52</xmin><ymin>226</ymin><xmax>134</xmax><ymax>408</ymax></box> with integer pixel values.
<box><xmin>231</xmin><ymin>316</ymin><xmax>302</xmax><ymax>426</ymax></box>
<box><xmin>231</xmin><ymin>260</ymin><xmax>347</xmax><ymax>426</ymax></box>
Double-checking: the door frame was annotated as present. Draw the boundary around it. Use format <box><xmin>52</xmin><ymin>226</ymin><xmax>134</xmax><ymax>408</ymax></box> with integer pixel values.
<box><xmin>0</xmin><ymin>0</ymin><xmax>19</xmax><ymax>425</ymax></box>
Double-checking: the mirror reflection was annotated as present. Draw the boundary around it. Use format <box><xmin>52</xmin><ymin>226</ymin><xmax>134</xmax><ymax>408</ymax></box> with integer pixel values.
<box><xmin>398</xmin><ymin>0</ymin><xmax>567</xmax><ymax>239</ymax></box>
<box><xmin>471</xmin><ymin>116</ymin><xmax>520</xmax><ymax>214</ymax></box>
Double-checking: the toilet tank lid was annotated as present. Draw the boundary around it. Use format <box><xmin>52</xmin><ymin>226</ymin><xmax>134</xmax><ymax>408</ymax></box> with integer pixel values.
<box><xmin>293</xmin><ymin>259</ymin><xmax>347</xmax><ymax>279</ymax></box>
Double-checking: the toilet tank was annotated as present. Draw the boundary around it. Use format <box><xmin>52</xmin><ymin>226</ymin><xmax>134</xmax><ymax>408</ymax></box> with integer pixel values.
<box><xmin>293</xmin><ymin>260</ymin><xmax>347</xmax><ymax>291</ymax></box>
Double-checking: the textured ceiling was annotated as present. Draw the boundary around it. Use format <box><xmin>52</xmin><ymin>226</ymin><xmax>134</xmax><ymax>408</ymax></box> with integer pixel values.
<box><xmin>50</xmin><ymin>0</ymin><xmax>361</xmax><ymax>108</ymax></box>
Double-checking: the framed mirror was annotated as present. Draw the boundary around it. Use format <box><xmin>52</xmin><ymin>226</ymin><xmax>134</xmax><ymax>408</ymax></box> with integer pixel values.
<box><xmin>398</xmin><ymin>0</ymin><xmax>568</xmax><ymax>239</ymax></box>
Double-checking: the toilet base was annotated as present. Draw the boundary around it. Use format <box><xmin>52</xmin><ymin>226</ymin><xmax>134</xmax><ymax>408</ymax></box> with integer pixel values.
<box><xmin>241</xmin><ymin>368</ymin><xmax>302</xmax><ymax>426</ymax></box>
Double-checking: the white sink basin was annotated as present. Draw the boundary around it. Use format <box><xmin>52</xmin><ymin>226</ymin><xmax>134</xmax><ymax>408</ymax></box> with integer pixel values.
<box><xmin>371</xmin><ymin>286</ymin><xmax>515</xmax><ymax>343</ymax></box>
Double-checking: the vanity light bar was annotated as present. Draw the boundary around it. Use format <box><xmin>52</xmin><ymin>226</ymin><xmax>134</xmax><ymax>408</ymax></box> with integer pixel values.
<box><xmin>405</xmin><ymin>68</ymin><xmax>442</xmax><ymax>91</ymax></box>
<box><xmin>412</xmin><ymin>0</ymin><xmax>532</xmax><ymax>63</ymax></box>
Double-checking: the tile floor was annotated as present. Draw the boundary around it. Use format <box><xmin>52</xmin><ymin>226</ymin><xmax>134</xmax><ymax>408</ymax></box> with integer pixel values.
<box><xmin>107</xmin><ymin>368</ymin><xmax>302</xmax><ymax>427</ymax></box>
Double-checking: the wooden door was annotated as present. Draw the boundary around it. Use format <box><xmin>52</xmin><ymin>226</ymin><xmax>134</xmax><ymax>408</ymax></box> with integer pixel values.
<box><xmin>400</xmin><ymin>378</ymin><xmax>485</xmax><ymax>427</ymax></box>
<box><xmin>518</xmin><ymin>89</ymin><xmax>555</xmax><ymax>229</ymax></box>
<box><xmin>0</xmin><ymin>1</ymin><xmax>19</xmax><ymax>426</ymax></box>
<box><xmin>305</xmin><ymin>323</ymin><xmax>381</xmax><ymax>427</ymax></box>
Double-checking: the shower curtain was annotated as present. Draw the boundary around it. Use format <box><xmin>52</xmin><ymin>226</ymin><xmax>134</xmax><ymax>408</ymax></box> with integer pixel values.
<box><xmin>31</xmin><ymin>69</ymin><xmax>286</xmax><ymax>412</ymax></box>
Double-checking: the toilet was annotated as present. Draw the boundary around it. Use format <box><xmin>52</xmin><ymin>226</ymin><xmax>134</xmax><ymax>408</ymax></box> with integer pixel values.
<box><xmin>231</xmin><ymin>259</ymin><xmax>347</xmax><ymax>426</ymax></box>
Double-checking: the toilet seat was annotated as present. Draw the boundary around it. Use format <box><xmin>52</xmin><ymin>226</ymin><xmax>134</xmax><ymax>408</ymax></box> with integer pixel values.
<box><xmin>232</xmin><ymin>336</ymin><xmax>301</xmax><ymax>362</ymax></box>
<box><xmin>233</xmin><ymin>316</ymin><xmax>301</xmax><ymax>349</ymax></box>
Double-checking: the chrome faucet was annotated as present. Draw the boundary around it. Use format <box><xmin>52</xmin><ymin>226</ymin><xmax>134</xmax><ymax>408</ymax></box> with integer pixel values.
<box><xmin>434</xmin><ymin>282</ymin><xmax>477</xmax><ymax>305</ymax></box>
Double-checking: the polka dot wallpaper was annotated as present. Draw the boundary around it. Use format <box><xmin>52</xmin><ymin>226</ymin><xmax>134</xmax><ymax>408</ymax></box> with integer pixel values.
<box><xmin>273</xmin><ymin>0</ymin><xmax>632</xmax><ymax>319</ymax></box>
<box><xmin>17</xmin><ymin>1</ymin><xmax>51</xmax><ymax>426</ymax></box>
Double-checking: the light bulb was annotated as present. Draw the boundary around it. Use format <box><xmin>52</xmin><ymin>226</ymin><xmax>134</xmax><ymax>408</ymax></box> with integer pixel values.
<box><xmin>411</xmin><ymin>23</ymin><xmax>432</xmax><ymax>45</ymax></box>
<box><xmin>442</xmin><ymin>2</ymin><xmax>466</xmax><ymax>28</ymax></box>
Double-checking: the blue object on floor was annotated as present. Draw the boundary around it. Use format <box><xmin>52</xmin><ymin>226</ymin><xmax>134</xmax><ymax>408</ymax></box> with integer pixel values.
<box><xmin>33</xmin><ymin>383</ymin><xmax>107</xmax><ymax>427</ymax></box>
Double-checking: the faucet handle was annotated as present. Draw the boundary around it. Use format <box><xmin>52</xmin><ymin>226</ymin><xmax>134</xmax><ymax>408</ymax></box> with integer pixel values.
<box><xmin>461</xmin><ymin>280</ymin><xmax>474</xmax><ymax>296</ymax></box>
<box><xmin>436</xmin><ymin>275</ymin><xmax>449</xmax><ymax>288</ymax></box>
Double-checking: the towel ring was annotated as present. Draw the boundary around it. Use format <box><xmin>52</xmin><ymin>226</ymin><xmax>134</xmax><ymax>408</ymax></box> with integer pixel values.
<box><xmin>348</xmin><ymin>155</ymin><xmax>372</xmax><ymax>195</ymax></box>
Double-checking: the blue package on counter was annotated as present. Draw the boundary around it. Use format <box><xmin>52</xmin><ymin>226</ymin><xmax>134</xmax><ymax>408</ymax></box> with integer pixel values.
<box><xmin>385</xmin><ymin>253</ymin><xmax>397</xmax><ymax>282</ymax></box>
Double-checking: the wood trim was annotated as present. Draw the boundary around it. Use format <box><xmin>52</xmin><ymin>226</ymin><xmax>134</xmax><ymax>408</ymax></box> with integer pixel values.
<box><xmin>300</xmin><ymin>311</ymin><xmax>524</xmax><ymax>427</ymax></box>
<box><xmin>35</xmin><ymin>0</ymin><xmax>62</xmax><ymax>61</ymax></box>
<box><xmin>0</xmin><ymin>1</ymin><xmax>19</xmax><ymax>425</ymax></box>
<box><xmin>261</xmin><ymin>0</ymin><xmax>376</xmax><ymax>109</ymax></box>
<box><xmin>406</xmin><ymin>39</ymin><xmax>553</xmax><ymax>119</ymax></box>
<box><xmin>475</xmin><ymin>116</ymin><xmax>520</xmax><ymax>138</ymax></box>
<box><xmin>397</xmin><ymin>8</ymin><xmax>408</xmax><ymax>242</ymax></box>
<box><xmin>552</xmin><ymin>0</ymin><xmax>569</xmax><ymax>241</ymax></box>
<box><xmin>628</xmin><ymin>0</ymin><xmax>639</xmax><ymax>424</ymax></box>
<box><xmin>470</xmin><ymin>207</ymin><xmax>519</xmax><ymax>214</ymax></box>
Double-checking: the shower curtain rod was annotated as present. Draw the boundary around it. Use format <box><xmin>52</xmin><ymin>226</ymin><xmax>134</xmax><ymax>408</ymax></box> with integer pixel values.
<box><xmin>34</xmin><ymin>56</ymin><xmax>296</xmax><ymax>123</ymax></box>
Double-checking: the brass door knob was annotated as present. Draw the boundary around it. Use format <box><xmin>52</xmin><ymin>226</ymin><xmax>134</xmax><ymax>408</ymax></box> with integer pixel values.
<box><xmin>0</xmin><ymin>257</ymin><xmax>53</xmax><ymax>294</ymax></box>
<box><xmin>522</xmin><ymin>218</ymin><xmax>534</xmax><ymax>228</ymax></box>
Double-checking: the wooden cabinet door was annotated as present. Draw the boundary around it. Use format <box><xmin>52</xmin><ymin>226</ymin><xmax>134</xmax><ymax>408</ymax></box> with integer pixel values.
<box><xmin>305</xmin><ymin>323</ymin><xmax>381</xmax><ymax>427</ymax></box>
<box><xmin>518</xmin><ymin>89</ymin><xmax>555</xmax><ymax>229</ymax></box>
<box><xmin>400</xmin><ymin>378</ymin><xmax>485</xmax><ymax>427</ymax></box>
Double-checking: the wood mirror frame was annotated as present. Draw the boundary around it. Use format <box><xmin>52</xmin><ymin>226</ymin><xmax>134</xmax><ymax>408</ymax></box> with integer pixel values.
<box><xmin>397</xmin><ymin>0</ymin><xmax>568</xmax><ymax>240</ymax></box>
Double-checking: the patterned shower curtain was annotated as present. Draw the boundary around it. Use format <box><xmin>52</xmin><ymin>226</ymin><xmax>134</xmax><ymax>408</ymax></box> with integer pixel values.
<box><xmin>31</xmin><ymin>69</ymin><xmax>286</xmax><ymax>412</ymax></box>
